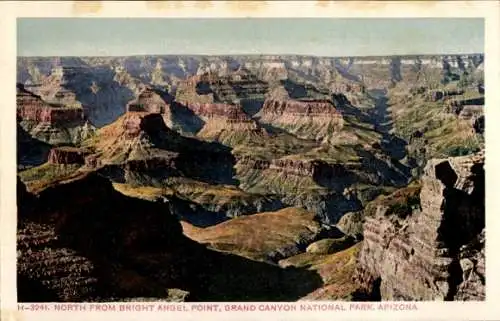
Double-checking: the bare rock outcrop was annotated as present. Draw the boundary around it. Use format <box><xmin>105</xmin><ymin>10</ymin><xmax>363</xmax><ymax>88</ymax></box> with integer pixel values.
<box><xmin>181</xmin><ymin>102</ymin><xmax>251</xmax><ymax>122</ymax></box>
<box><xmin>17</xmin><ymin>85</ymin><xmax>86</xmax><ymax>125</ymax></box>
<box><xmin>17</xmin><ymin>83</ymin><xmax>95</xmax><ymax>145</ymax></box>
<box><xmin>176</xmin><ymin>70</ymin><xmax>268</xmax><ymax>104</ymax></box>
<box><xmin>237</xmin><ymin>156</ymin><xmax>347</xmax><ymax>180</ymax></box>
<box><xmin>257</xmin><ymin>99</ymin><xmax>344</xmax><ymax>141</ymax></box>
<box><xmin>48</xmin><ymin>147</ymin><xmax>89</xmax><ymax>165</ymax></box>
<box><xmin>353</xmin><ymin>151</ymin><xmax>485</xmax><ymax>301</ymax></box>
<box><xmin>85</xmin><ymin>111</ymin><xmax>237</xmax><ymax>185</ymax></box>
<box><xmin>126</xmin><ymin>87</ymin><xmax>172</xmax><ymax>113</ymax></box>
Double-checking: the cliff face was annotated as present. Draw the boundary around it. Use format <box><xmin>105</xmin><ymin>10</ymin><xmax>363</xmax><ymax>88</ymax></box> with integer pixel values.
<box><xmin>237</xmin><ymin>156</ymin><xmax>347</xmax><ymax>180</ymax></box>
<box><xmin>48</xmin><ymin>147</ymin><xmax>89</xmax><ymax>165</ymax></box>
<box><xmin>260</xmin><ymin>99</ymin><xmax>340</xmax><ymax>117</ymax></box>
<box><xmin>17</xmin><ymin>85</ymin><xmax>85</xmax><ymax>125</ymax></box>
<box><xmin>354</xmin><ymin>151</ymin><xmax>485</xmax><ymax>300</ymax></box>
<box><xmin>17</xmin><ymin>84</ymin><xmax>95</xmax><ymax>146</ymax></box>
<box><xmin>181</xmin><ymin>102</ymin><xmax>250</xmax><ymax>121</ymax></box>
<box><xmin>257</xmin><ymin>99</ymin><xmax>344</xmax><ymax>141</ymax></box>
<box><xmin>175</xmin><ymin>70</ymin><xmax>268</xmax><ymax>104</ymax></box>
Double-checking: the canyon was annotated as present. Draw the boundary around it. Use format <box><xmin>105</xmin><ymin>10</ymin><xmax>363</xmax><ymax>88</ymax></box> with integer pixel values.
<box><xmin>16</xmin><ymin>53</ymin><xmax>485</xmax><ymax>302</ymax></box>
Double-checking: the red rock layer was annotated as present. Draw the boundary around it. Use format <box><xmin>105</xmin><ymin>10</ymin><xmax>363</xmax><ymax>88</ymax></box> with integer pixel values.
<box><xmin>120</xmin><ymin>112</ymin><xmax>169</xmax><ymax>138</ymax></box>
<box><xmin>260</xmin><ymin>99</ymin><xmax>341</xmax><ymax>117</ymax></box>
<box><xmin>180</xmin><ymin>102</ymin><xmax>252</xmax><ymax>122</ymax></box>
<box><xmin>48</xmin><ymin>147</ymin><xmax>88</xmax><ymax>165</ymax></box>
<box><xmin>17</xmin><ymin>87</ymin><xmax>85</xmax><ymax>125</ymax></box>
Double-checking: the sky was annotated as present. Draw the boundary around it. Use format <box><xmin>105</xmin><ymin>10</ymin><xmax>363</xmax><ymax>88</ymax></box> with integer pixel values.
<box><xmin>17</xmin><ymin>18</ymin><xmax>484</xmax><ymax>57</ymax></box>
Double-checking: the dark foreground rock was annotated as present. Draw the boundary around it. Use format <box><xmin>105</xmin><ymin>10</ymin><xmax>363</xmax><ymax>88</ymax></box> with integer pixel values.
<box><xmin>17</xmin><ymin>173</ymin><xmax>323</xmax><ymax>302</ymax></box>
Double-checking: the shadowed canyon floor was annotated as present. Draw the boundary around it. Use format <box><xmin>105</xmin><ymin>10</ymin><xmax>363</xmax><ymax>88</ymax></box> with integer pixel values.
<box><xmin>17</xmin><ymin>54</ymin><xmax>485</xmax><ymax>301</ymax></box>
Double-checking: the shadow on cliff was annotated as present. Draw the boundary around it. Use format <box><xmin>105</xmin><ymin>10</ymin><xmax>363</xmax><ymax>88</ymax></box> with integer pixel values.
<box><xmin>240</xmin><ymin>98</ymin><xmax>266</xmax><ymax>117</ymax></box>
<box><xmin>333</xmin><ymin>58</ymin><xmax>362</xmax><ymax>82</ymax></box>
<box><xmin>280</xmin><ymin>79</ymin><xmax>308</xmax><ymax>99</ymax></box>
<box><xmin>17</xmin><ymin>173</ymin><xmax>323</xmax><ymax>302</ymax></box>
<box><xmin>169</xmin><ymin>101</ymin><xmax>206</xmax><ymax>135</ymax></box>
<box><xmin>390</xmin><ymin>57</ymin><xmax>403</xmax><ymax>83</ymax></box>
<box><xmin>97</xmin><ymin>112</ymin><xmax>239</xmax><ymax>186</ymax></box>
<box><xmin>60</xmin><ymin>59</ymin><xmax>136</xmax><ymax>127</ymax></box>
<box><xmin>367</xmin><ymin>89</ymin><xmax>408</xmax><ymax>161</ymax></box>
<box><xmin>354</xmin><ymin>145</ymin><xmax>411</xmax><ymax>187</ymax></box>
<box><xmin>434</xmin><ymin>160</ymin><xmax>485</xmax><ymax>300</ymax></box>
<box><xmin>17</xmin><ymin>124</ymin><xmax>51</xmax><ymax>170</ymax></box>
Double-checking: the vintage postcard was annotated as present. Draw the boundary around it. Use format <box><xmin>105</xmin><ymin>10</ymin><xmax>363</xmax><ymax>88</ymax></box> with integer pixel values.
<box><xmin>1</xmin><ymin>1</ymin><xmax>500</xmax><ymax>321</ymax></box>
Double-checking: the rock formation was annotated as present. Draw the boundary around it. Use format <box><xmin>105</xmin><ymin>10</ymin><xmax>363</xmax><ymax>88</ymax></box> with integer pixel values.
<box><xmin>257</xmin><ymin>99</ymin><xmax>344</xmax><ymax>141</ymax></box>
<box><xmin>236</xmin><ymin>156</ymin><xmax>347</xmax><ymax>180</ymax></box>
<box><xmin>446</xmin><ymin>97</ymin><xmax>484</xmax><ymax>114</ymax></box>
<box><xmin>126</xmin><ymin>87</ymin><xmax>172</xmax><ymax>113</ymax></box>
<box><xmin>354</xmin><ymin>151</ymin><xmax>485</xmax><ymax>300</ymax></box>
<box><xmin>84</xmin><ymin>111</ymin><xmax>236</xmax><ymax>185</ymax></box>
<box><xmin>47</xmin><ymin>147</ymin><xmax>89</xmax><ymax>165</ymax></box>
<box><xmin>17</xmin><ymin>84</ymin><xmax>85</xmax><ymax>125</ymax></box>
<box><xmin>17</xmin><ymin>83</ymin><xmax>95</xmax><ymax>146</ymax></box>
<box><xmin>176</xmin><ymin>70</ymin><xmax>268</xmax><ymax>104</ymax></box>
<box><xmin>16</xmin><ymin>53</ymin><xmax>486</xmax><ymax>302</ymax></box>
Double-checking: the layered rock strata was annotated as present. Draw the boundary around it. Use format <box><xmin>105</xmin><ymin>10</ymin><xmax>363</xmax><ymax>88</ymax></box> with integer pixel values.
<box><xmin>17</xmin><ymin>84</ymin><xmax>85</xmax><ymax>125</ymax></box>
<box><xmin>17</xmin><ymin>84</ymin><xmax>95</xmax><ymax>146</ymax></box>
<box><xmin>48</xmin><ymin>147</ymin><xmax>89</xmax><ymax>165</ymax></box>
<box><xmin>237</xmin><ymin>156</ymin><xmax>347</xmax><ymax>180</ymax></box>
<box><xmin>354</xmin><ymin>151</ymin><xmax>485</xmax><ymax>300</ymax></box>
<box><xmin>257</xmin><ymin>99</ymin><xmax>343</xmax><ymax>141</ymax></box>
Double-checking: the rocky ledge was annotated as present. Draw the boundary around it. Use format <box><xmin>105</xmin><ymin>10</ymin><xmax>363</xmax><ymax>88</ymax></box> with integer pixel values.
<box><xmin>17</xmin><ymin>86</ymin><xmax>86</xmax><ymax>125</ymax></box>
<box><xmin>17</xmin><ymin>84</ymin><xmax>95</xmax><ymax>146</ymax></box>
<box><xmin>260</xmin><ymin>99</ymin><xmax>341</xmax><ymax>117</ymax></box>
<box><xmin>353</xmin><ymin>150</ymin><xmax>485</xmax><ymax>301</ymax></box>
<box><xmin>48</xmin><ymin>147</ymin><xmax>90</xmax><ymax>165</ymax></box>
<box><xmin>237</xmin><ymin>156</ymin><xmax>347</xmax><ymax>180</ymax></box>
<box><xmin>256</xmin><ymin>99</ymin><xmax>344</xmax><ymax>141</ymax></box>
<box><xmin>180</xmin><ymin>102</ymin><xmax>251</xmax><ymax>122</ymax></box>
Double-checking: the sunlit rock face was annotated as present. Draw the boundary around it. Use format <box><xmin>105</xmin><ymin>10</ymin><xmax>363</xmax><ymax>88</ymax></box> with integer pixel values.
<box><xmin>354</xmin><ymin>151</ymin><xmax>485</xmax><ymax>301</ymax></box>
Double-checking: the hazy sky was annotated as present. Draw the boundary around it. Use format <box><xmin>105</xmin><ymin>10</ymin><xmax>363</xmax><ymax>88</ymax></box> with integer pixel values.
<box><xmin>17</xmin><ymin>18</ymin><xmax>484</xmax><ymax>57</ymax></box>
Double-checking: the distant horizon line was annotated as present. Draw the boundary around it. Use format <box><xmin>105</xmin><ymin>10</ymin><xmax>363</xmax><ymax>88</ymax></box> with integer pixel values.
<box><xmin>17</xmin><ymin>52</ymin><xmax>485</xmax><ymax>59</ymax></box>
